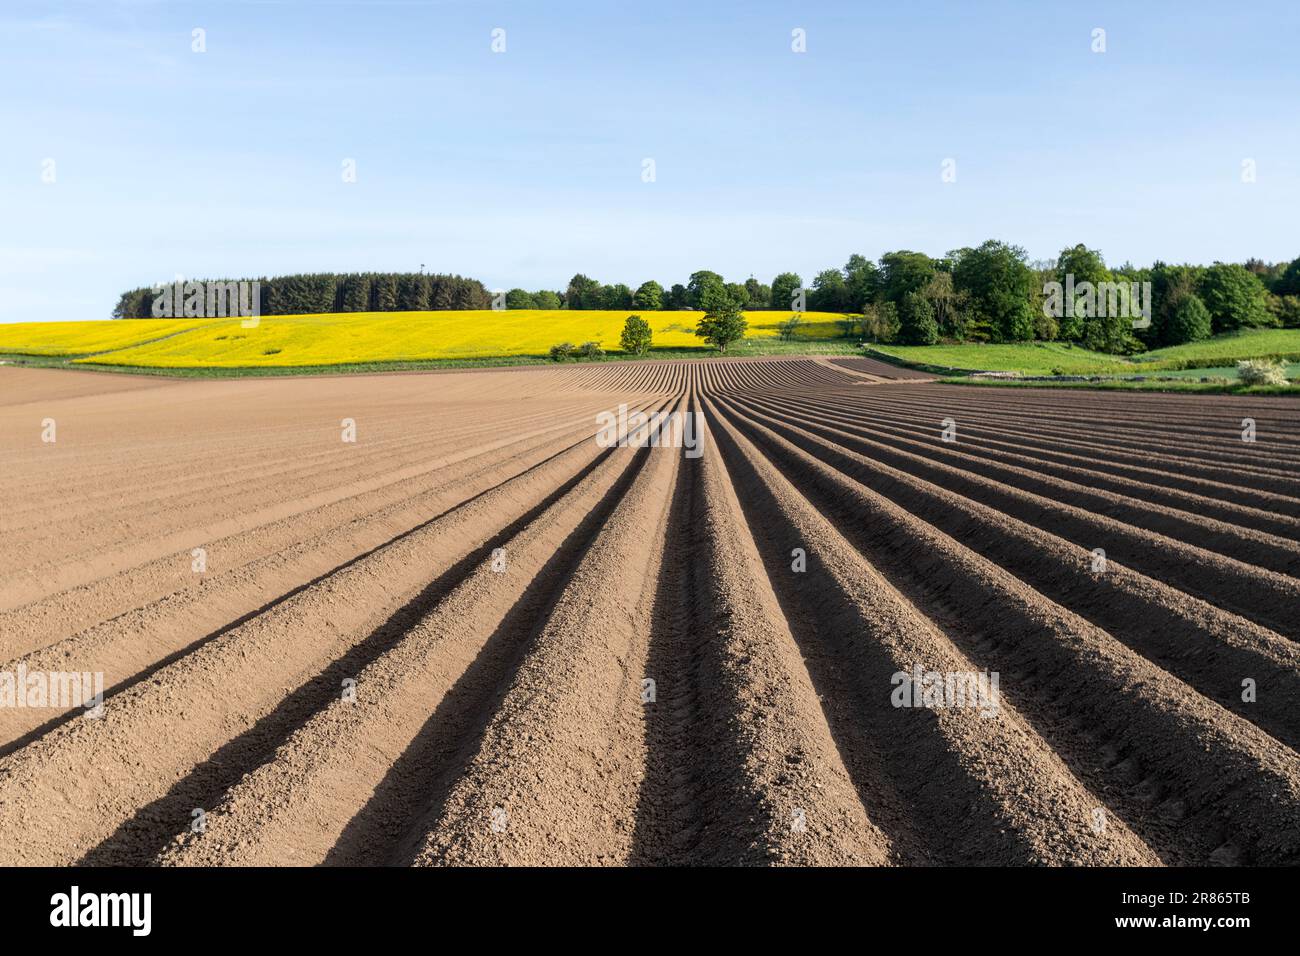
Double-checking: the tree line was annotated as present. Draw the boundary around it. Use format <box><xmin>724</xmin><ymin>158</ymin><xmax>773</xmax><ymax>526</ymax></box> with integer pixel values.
<box><xmin>540</xmin><ymin>246</ymin><xmax>1300</xmax><ymax>354</ymax></box>
<box><xmin>113</xmin><ymin>272</ymin><xmax>491</xmax><ymax>319</ymax></box>
<box><xmin>113</xmin><ymin>247</ymin><xmax>1300</xmax><ymax>356</ymax></box>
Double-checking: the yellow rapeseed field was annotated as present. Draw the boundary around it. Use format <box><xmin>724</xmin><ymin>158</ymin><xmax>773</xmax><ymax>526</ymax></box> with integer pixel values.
<box><xmin>44</xmin><ymin>310</ymin><xmax>852</xmax><ymax>368</ymax></box>
<box><xmin>0</xmin><ymin>319</ymin><xmax>209</xmax><ymax>357</ymax></box>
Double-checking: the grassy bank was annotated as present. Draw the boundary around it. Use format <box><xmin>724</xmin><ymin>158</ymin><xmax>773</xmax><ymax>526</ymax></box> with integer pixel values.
<box><xmin>872</xmin><ymin>329</ymin><xmax>1300</xmax><ymax>377</ymax></box>
<box><xmin>869</xmin><ymin>341</ymin><xmax>1128</xmax><ymax>375</ymax></box>
<box><xmin>939</xmin><ymin>376</ymin><xmax>1300</xmax><ymax>396</ymax></box>
<box><xmin>870</xmin><ymin>329</ymin><xmax>1300</xmax><ymax>395</ymax></box>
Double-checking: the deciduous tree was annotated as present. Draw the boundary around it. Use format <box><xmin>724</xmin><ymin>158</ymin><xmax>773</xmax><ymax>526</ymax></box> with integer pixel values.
<box><xmin>951</xmin><ymin>240</ymin><xmax>1036</xmax><ymax>343</ymax></box>
<box><xmin>633</xmin><ymin>281</ymin><xmax>664</xmax><ymax>310</ymax></box>
<box><xmin>619</xmin><ymin>314</ymin><xmax>653</xmax><ymax>355</ymax></box>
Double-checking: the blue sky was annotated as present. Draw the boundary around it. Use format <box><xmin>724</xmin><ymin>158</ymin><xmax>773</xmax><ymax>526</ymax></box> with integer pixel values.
<box><xmin>2</xmin><ymin>0</ymin><xmax>1298</xmax><ymax>322</ymax></box>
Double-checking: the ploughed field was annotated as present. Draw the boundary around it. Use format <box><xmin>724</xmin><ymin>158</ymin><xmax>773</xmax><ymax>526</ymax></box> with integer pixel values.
<box><xmin>0</xmin><ymin>355</ymin><xmax>1298</xmax><ymax>866</ymax></box>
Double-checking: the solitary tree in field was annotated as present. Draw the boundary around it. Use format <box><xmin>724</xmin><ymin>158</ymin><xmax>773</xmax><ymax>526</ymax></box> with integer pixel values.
<box><xmin>695</xmin><ymin>286</ymin><xmax>747</xmax><ymax>352</ymax></box>
<box><xmin>619</xmin><ymin>314</ymin><xmax>653</xmax><ymax>355</ymax></box>
<box><xmin>777</xmin><ymin>314</ymin><xmax>802</xmax><ymax>341</ymax></box>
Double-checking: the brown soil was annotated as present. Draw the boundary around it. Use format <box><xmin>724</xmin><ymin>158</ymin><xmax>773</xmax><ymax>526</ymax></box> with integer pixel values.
<box><xmin>1</xmin><ymin>361</ymin><xmax>1297</xmax><ymax>866</ymax></box>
